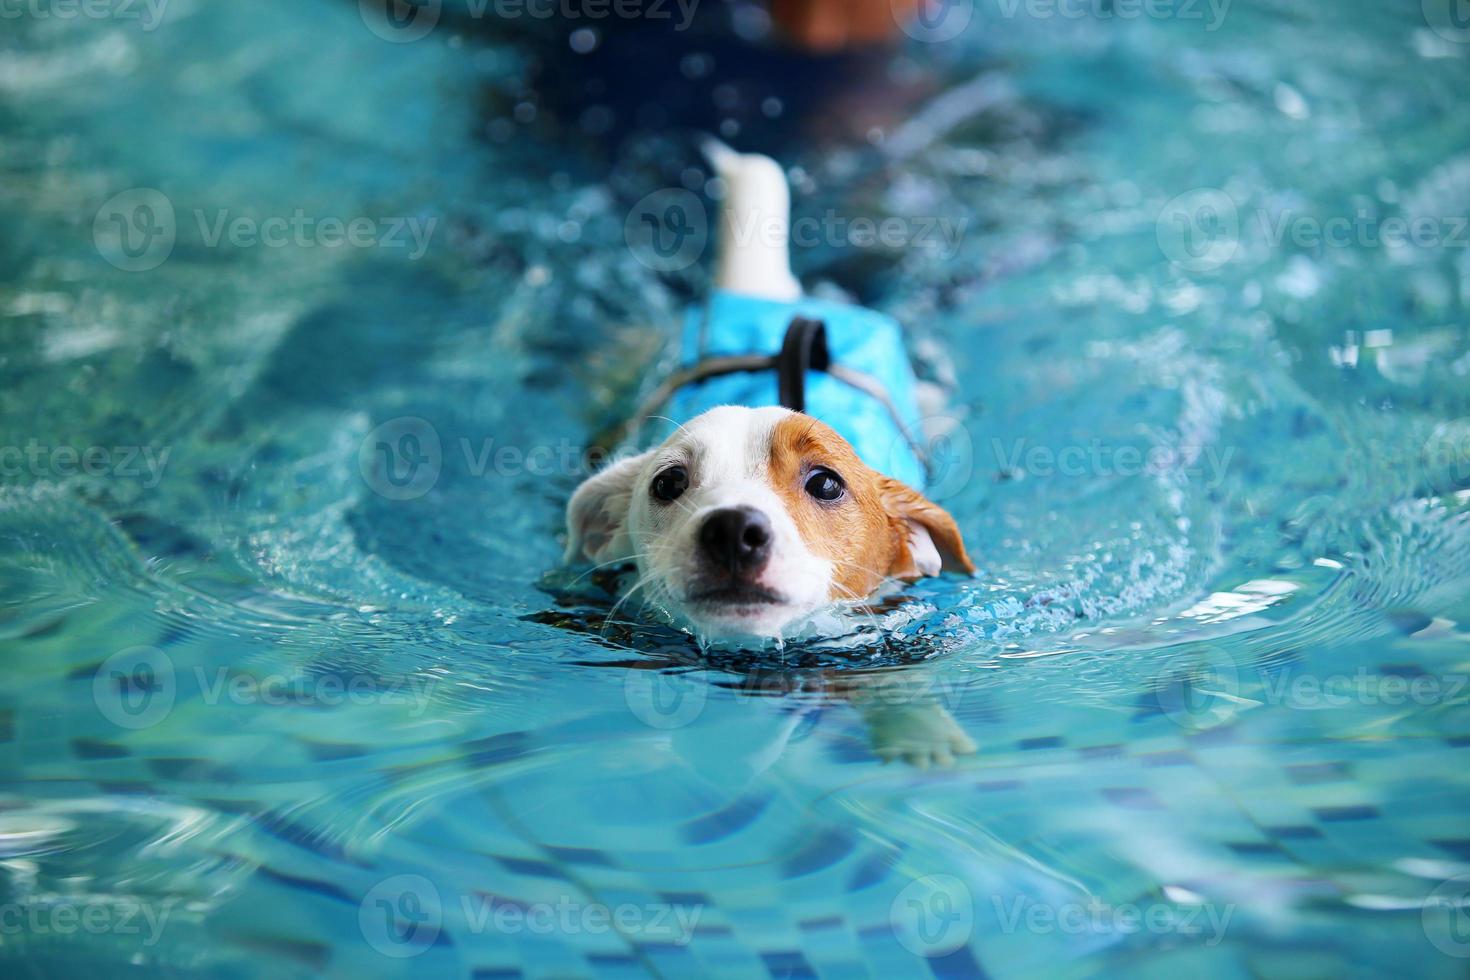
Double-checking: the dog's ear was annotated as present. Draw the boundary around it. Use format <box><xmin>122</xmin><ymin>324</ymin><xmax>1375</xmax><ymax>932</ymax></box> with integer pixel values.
<box><xmin>564</xmin><ymin>451</ymin><xmax>651</xmax><ymax>565</ymax></box>
<box><xmin>878</xmin><ymin>478</ymin><xmax>975</xmax><ymax>580</ymax></box>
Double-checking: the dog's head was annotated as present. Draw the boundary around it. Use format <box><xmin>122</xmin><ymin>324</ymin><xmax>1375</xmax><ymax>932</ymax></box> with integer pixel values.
<box><xmin>564</xmin><ymin>406</ymin><xmax>974</xmax><ymax>640</ymax></box>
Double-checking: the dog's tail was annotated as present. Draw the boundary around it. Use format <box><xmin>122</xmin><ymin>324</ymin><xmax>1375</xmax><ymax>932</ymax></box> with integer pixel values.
<box><xmin>701</xmin><ymin>138</ymin><xmax>802</xmax><ymax>302</ymax></box>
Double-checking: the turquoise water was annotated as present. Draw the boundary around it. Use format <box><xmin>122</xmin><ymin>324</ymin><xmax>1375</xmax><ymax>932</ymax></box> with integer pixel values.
<box><xmin>4</xmin><ymin>0</ymin><xmax>1470</xmax><ymax>976</ymax></box>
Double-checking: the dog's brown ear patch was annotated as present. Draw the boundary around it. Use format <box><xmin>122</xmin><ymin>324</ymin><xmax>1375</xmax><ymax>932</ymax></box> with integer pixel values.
<box><xmin>878</xmin><ymin>478</ymin><xmax>975</xmax><ymax>580</ymax></box>
<box><xmin>767</xmin><ymin>413</ymin><xmax>975</xmax><ymax>599</ymax></box>
<box><xmin>768</xmin><ymin>414</ymin><xmax>897</xmax><ymax>600</ymax></box>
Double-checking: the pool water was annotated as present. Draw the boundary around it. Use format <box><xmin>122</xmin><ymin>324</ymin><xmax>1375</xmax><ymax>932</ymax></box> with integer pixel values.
<box><xmin>3</xmin><ymin>0</ymin><xmax>1470</xmax><ymax>976</ymax></box>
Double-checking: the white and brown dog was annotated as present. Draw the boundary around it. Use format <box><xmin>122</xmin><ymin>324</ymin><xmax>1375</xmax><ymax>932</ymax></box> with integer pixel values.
<box><xmin>564</xmin><ymin>404</ymin><xmax>973</xmax><ymax>639</ymax></box>
<box><xmin>563</xmin><ymin>147</ymin><xmax>977</xmax><ymax>764</ymax></box>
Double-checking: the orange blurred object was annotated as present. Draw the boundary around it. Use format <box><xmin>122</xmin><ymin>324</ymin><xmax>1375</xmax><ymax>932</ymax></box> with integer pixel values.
<box><xmin>769</xmin><ymin>0</ymin><xmax>925</xmax><ymax>50</ymax></box>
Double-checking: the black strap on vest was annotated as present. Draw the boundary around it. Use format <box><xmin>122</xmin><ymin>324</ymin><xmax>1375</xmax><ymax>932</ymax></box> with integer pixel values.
<box><xmin>592</xmin><ymin>312</ymin><xmax>929</xmax><ymax>473</ymax></box>
<box><xmin>776</xmin><ymin>316</ymin><xmax>831</xmax><ymax>413</ymax></box>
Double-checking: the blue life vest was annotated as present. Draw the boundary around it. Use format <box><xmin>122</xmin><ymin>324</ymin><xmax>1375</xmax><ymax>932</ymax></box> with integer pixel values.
<box><xmin>658</xmin><ymin>289</ymin><xmax>928</xmax><ymax>490</ymax></box>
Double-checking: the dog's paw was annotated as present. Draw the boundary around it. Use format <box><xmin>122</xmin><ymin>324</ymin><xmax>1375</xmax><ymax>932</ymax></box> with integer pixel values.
<box><xmin>865</xmin><ymin>703</ymin><xmax>977</xmax><ymax>769</ymax></box>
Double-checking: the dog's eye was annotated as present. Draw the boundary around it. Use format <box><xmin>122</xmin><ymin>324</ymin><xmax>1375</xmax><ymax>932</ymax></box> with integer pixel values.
<box><xmin>650</xmin><ymin>465</ymin><xmax>689</xmax><ymax>502</ymax></box>
<box><xmin>804</xmin><ymin>468</ymin><xmax>845</xmax><ymax>502</ymax></box>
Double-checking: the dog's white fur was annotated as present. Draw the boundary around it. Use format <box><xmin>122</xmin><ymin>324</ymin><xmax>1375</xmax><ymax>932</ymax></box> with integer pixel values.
<box><xmin>566</xmin><ymin>405</ymin><xmax>835</xmax><ymax>639</ymax></box>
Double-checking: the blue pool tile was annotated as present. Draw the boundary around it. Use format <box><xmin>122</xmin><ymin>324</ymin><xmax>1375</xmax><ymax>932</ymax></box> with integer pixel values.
<box><xmin>496</xmin><ymin>856</ymin><xmax>568</xmax><ymax>880</ymax></box>
<box><xmin>927</xmin><ymin>944</ymin><xmax>990</xmax><ymax>979</ymax></box>
<box><xmin>1263</xmin><ymin>825</ymin><xmax>1324</xmax><ymax>840</ymax></box>
<box><xmin>543</xmin><ymin>845</ymin><xmax>615</xmax><ymax>867</ymax></box>
<box><xmin>1018</xmin><ymin>736</ymin><xmax>1064</xmax><ymax>750</ymax></box>
<box><xmin>1311</xmin><ymin>805</ymin><xmax>1380</xmax><ymax>822</ymax></box>
<box><xmin>682</xmin><ymin>793</ymin><xmax>772</xmax><ymax>845</ymax></box>
<box><xmin>782</xmin><ymin>828</ymin><xmax>858</xmax><ymax>878</ymax></box>
<box><xmin>761</xmin><ymin>949</ymin><xmax>819</xmax><ymax>978</ymax></box>
<box><xmin>256</xmin><ymin>866</ymin><xmax>358</xmax><ymax>906</ymax></box>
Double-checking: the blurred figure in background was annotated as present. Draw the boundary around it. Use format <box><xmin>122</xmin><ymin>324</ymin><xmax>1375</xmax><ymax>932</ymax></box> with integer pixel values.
<box><xmin>770</xmin><ymin>0</ymin><xmax>927</xmax><ymax>50</ymax></box>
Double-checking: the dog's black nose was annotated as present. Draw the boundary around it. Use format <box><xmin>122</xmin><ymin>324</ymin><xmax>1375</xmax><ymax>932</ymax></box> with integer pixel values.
<box><xmin>699</xmin><ymin>507</ymin><xmax>773</xmax><ymax>572</ymax></box>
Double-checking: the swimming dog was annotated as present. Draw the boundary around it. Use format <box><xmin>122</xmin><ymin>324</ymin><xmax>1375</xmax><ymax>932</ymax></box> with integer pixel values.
<box><xmin>563</xmin><ymin>145</ymin><xmax>977</xmax><ymax>764</ymax></box>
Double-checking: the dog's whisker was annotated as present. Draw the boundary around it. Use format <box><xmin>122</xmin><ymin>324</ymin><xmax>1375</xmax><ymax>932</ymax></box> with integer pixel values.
<box><xmin>567</xmin><ymin>553</ymin><xmax>650</xmax><ymax>587</ymax></box>
<box><xmin>830</xmin><ymin>583</ymin><xmax>887</xmax><ymax>626</ymax></box>
<box><xmin>602</xmin><ymin>571</ymin><xmax>662</xmax><ymax>637</ymax></box>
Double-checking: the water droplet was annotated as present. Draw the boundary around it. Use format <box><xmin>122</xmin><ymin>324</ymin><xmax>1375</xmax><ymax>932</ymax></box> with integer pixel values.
<box><xmin>680</xmin><ymin>52</ymin><xmax>713</xmax><ymax>79</ymax></box>
<box><xmin>569</xmin><ymin>27</ymin><xmax>599</xmax><ymax>54</ymax></box>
